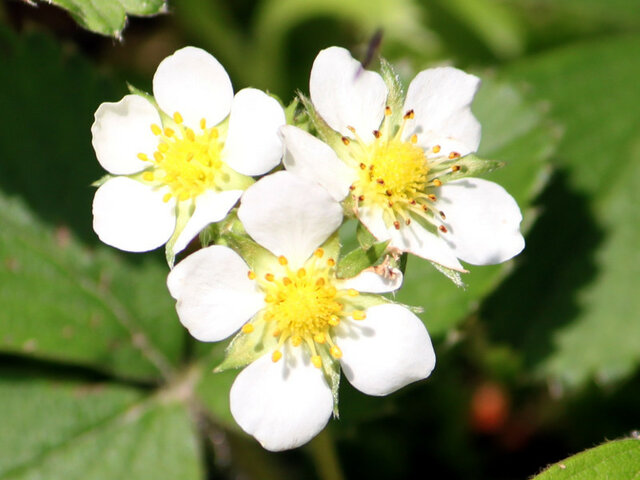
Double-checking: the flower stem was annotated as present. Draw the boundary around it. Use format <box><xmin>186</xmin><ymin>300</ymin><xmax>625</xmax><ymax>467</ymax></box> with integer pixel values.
<box><xmin>307</xmin><ymin>428</ymin><xmax>345</xmax><ymax>480</ymax></box>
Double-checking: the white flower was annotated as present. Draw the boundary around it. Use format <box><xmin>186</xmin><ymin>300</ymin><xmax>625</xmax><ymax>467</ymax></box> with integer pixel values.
<box><xmin>281</xmin><ymin>46</ymin><xmax>524</xmax><ymax>271</ymax></box>
<box><xmin>91</xmin><ymin>47</ymin><xmax>285</xmax><ymax>261</ymax></box>
<box><xmin>167</xmin><ymin>171</ymin><xmax>435</xmax><ymax>451</ymax></box>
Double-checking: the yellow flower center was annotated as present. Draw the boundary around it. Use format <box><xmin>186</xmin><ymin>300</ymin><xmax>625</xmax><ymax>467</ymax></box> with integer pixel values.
<box><xmin>345</xmin><ymin>108</ymin><xmax>461</xmax><ymax>233</ymax></box>
<box><xmin>245</xmin><ymin>248</ymin><xmax>365</xmax><ymax>368</ymax></box>
<box><xmin>137</xmin><ymin>112</ymin><xmax>231</xmax><ymax>203</ymax></box>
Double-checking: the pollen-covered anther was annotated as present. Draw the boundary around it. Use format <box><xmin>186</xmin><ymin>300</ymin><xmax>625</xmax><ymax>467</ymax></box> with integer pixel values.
<box><xmin>173</xmin><ymin>112</ymin><xmax>183</xmax><ymax>124</ymax></box>
<box><xmin>386</xmin><ymin>189</ymin><xmax>393</xmax><ymax>196</ymax></box>
<box><xmin>278</xmin><ymin>256</ymin><xmax>288</xmax><ymax>266</ymax></box>
<box><xmin>449</xmin><ymin>151</ymin><xmax>461</xmax><ymax>159</ymax></box>
<box><xmin>311</xmin><ymin>355</ymin><xmax>323</xmax><ymax>368</ymax></box>
<box><xmin>405</xmin><ymin>218</ymin><xmax>411</xmax><ymax>225</ymax></box>
<box><xmin>137</xmin><ymin>153</ymin><xmax>149</xmax><ymax>161</ymax></box>
<box><xmin>265</xmin><ymin>273</ymin><xmax>275</xmax><ymax>282</ymax></box>
<box><xmin>247</xmin><ymin>270</ymin><xmax>256</xmax><ymax>280</ymax></box>
<box><xmin>439</xmin><ymin>211</ymin><xmax>446</xmax><ymax>219</ymax></box>
<box><xmin>163</xmin><ymin>127</ymin><xmax>175</xmax><ymax>137</ymax></box>
<box><xmin>451</xmin><ymin>165</ymin><xmax>461</xmax><ymax>172</ymax></box>
<box><xmin>352</xmin><ymin>310</ymin><xmax>367</xmax><ymax>320</ymax></box>
<box><xmin>358</xmin><ymin>195</ymin><xmax>365</xmax><ymax>202</ymax></box>
<box><xmin>342</xmin><ymin>136</ymin><xmax>350</xmax><ymax>145</ymax></box>
<box><xmin>314</xmin><ymin>248</ymin><xmax>324</xmax><ymax>258</ymax></box>
<box><xmin>347</xmin><ymin>289</ymin><xmax>359</xmax><ymax>297</ymax></box>
<box><xmin>432</xmin><ymin>145</ymin><xmax>441</xmax><ymax>153</ymax></box>
<box><xmin>291</xmin><ymin>335</ymin><xmax>302</xmax><ymax>347</ymax></box>
<box><xmin>327</xmin><ymin>258</ymin><xmax>336</xmax><ymax>267</ymax></box>
<box><xmin>373</xmin><ymin>130</ymin><xmax>381</xmax><ymax>139</ymax></box>
<box><xmin>410</xmin><ymin>134</ymin><xmax>418</xmax><ymax>144</ymax></box>
<box><xmin>314</xmin><ymin>333</ymin><xmax>326</xmax><ymax>344</ymax></box>
<box><xmin>142</xmin><ymin>171</ymin><xmax>154</xmax><ymax>181</ymax></box>
<box><xmin>328</xmin><ymin>315</ymin><xmax>340</xmax><ymax>326</ymax></box>
<box><xmin>347</xmin><ymin>125</ymin><xmax>356</xmax><ymax>134</ymax></box>
<box><xmin>282</xmin><ymin>277</ymin><xmax>292</xmax><ymax>286</ymax></box>
<box><xmin>150</xmin><ymin>124</ymin><xmax>162</xmax><ymax>136</ymax></box>
<box><xmin>242</xmin><ymin>324</ymin><xmax>254</xmax><ymax>334</ymax></box>
<box><xmin>385</xmin><ymin>106</ymin><xmax>392</xmax><ymax>116</ymax></box>
<box><xmin>163</xmin><ymin>193</ymin><xmax>172</xmax><ymax>203</ymax></box>
<box><xmin>316</xmin><ymin>278</ymin><xmax>326</xmax><ymax>286</ymax></box>
<box><xmin>271</xmin><ymin>350</ymin><xmax>282</xmax><ymax>363</ymax></box>
<box><xmin>349</xmin><ymin>185</ymin><xmax>356</xmax><ymax>191</ymax></box>
<box><xmin>199</xmin><ymin>118</ymin><xmax>206</xmax><ymax>130</ymax></box>
<box><xmin>376</xmin><ymin>178</ymin><xmax>385</xmax><ymax>185</ymax></box>
<box><xmin>393</xmin><ymin>221</ymin><xmax>401</xmax><ymax>230</ymax></box>
<box><xmin>403</xmin><ymin>109</ymin><xmax>415</xmax><ymax>120</ymax></box>
<box><xmin>433</xmin><ymin>179</ymin><xmax>442</xmax><ymax>187</ymax></box>
<box><xmin>427</xmin><ymin>194</ymin><xmax>437</xmax><ymax>202</ymax></box>
<box><xmin>297</xmin><ymin>268</ymin><xmax>306</xmax><ymax>278</ymax></box>
<box><xmin>330</xmin><ymin>345</ymin><xmax>343</xmax><ymax>359</ymax></box>
<box><xmin>439</xmin><ymin>225</ymin><xmax>448</xmax><ymax>233</ymax></box>
<box><xmin>359</xmin><ymin>163</ymin><xmax>367</xmax><ymax>170</ymax></box>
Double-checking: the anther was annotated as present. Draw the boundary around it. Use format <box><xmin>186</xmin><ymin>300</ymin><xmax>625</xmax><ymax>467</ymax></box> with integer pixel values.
<box><xmin>328</xmin><ymin>315</ymin><xmax>340</xmax><ymax>326</ymax></box>
<box><xmin>272</xmin><ymin>350</ymin><xmax>282</xmax><ymax>363</ymax></box>
<box><xmin>422</xmin><ymin>204</ymin><xmax>428</xmax><ymax>211</ymax></box>
<box><xmin>352</xmin><ymin>310</ymin><xmax>367</xmax><ymax>320</ymax></box>
<box><xmin>373</xmin><ymin>130</ymin><xmax>381</xmax><ymax>139</ymax></box>
<box><xmin>163</xmin><ymin>193</ymin><xmax>172</xmax><ymax>203</ymax></box>
<box><xmin>265</xmin><ymin>294</ymin><xmax>275</xmax><ymax>303</ymax></box>
<box><xmin>265</xmin><ymin>273</ymin><xmax>275</xmax><ymax>282</ymax></box>
<box><xmin>393</xmin><ymin>221</ymin><xmax>401</xmax><ymax>230</ymax></box>
<box><xmin>432</xmin><ymin>145</ymin><xmax>441</xmax><ymax>153</ymax></box>
<box><xmin>153</xmin><ymin>152</ymin><xmax>163</xmax><ymax>162</ymax></box>
<box><xmin>449</xmin><ymin>151</ymin><xmax>461</xmax><ymax>159</ymax></box>
<box><xmin>433</xmin><ymin>179</ymin><xmax>442</xmax><ymax>187</ymax></box>
<box><xmin>410</xmin><ymin>134</ymin><xmax>418</xmax><ymax>144</ymax></box>
<box><xmin>439</xmin><ymin>225</ymin><xmax>448</xmax><ymax>233</ymax></box>
<box><xmin>359</xmin><ymin>163</ymin><xmax>367</xmax><ymax>170</ymax></box>
<box><xmin>173</xmin><ymin>112</ymin><xmax>183</xmax><ymax>124</ymax></box>
<box><xmin>314</xmin><ymin>333</ymin><xmax>326</xmax><ymax>344</ymax></box>
<box><xmin>283</xmin><ymin>277</ymin><xmax>292</xmax><ymax>286</ymax></box>
<box><xmin>451</xmin><ymin>165</ymin><xmax>461</xmax><ymax>172</ymax></box>
<box><xmin>409</xmin><ymin>199</ymin><xmax>417</xmax><ymax>205</ymax></box>
<box><xmin>327</xmin><ymin>258</ymin><xmax>336</xmax><ymax>267</ymax></box>
<box><xmin>403</xmin><ymin>109</ymin><xmax>415</xmax><ymax>120</ymax></box>
<box><xmin>142</xmin><ymin>171</ymin><xmax>154</xmax><ymax>181</ymax></box>
<box><xmin>163</xmin><ymin>127</ymin><xmax>174</xmax><ymax>137</ymax></box>
<box><xmin>385</xmin><ymin>106</ymin><xmax>392</xmax><ymax>116</ymax></box>
<box><xmin>291</xmin><ymin>336</ymin><xmax>302</xmax><ymax>347</ymax></box>
<box><xmin>297</xmin><ymin>268</ymin><xmax>306</xmax><ymax>278</ymax></box>
<box><xmin>330</xmin><ymin>345</ymin><xmax>343</xmax><ymax>359</ymax></box>
<box><xmin>200</xmin><ymin>118</ymin><xmax>206</xmax><ymax>130</ymax></box>
<box><xmin>358</xmin><ymin>195</ymin><xmax>365</xmax><ymax>202</ymax></box>
<box><xmin>311</xmin><ymin>355</ymin><xmax>322</xmax><ymax>368</ymax></box>
<box><xmin>278</xmin><ymin>256</ymin><xmax>288</xmax><ymax>265</ymax></box>
<box><xmin>242</xmin><ymin>324</ymin><xmax>254</xmax><ymax>334</ymax></box>
<box><xmin>186</xmin><ymin>129</ymin><xmax>196</xmax><ymax>142</ymax></box>
<box><xmin>314</xmin><ymin>248</ymin><xmax>324</xmax><ymax>258</ymax></box>
<box><xmin>376</xmin><ymin>178</ymin><xmax>385</xmax><ymax>185</ymax></box>
<box><xmin>316</xmin><ymin>277</ymin><xmax>326</xmax><ymax>286</ymax></box>
<box><xmin>209</xmin><ymin>128</ymin><xmax>219</xmax><ymax>139</ymax></box>
<box><xmin>347</xmin><ymin>289</ymin><xmax>359</xmax><ymax>297</ymax></box>
<box><xmin>347</xmin><ymin>126</ymin><xmax>356</xmax><ymax>134</ymax></box>
<box><xmin>388</xmin><ymin>200</ymin><xmax>394</xmax><ymax>207</ymax></box>
<box><xmin>386</xmin><ymin>189</ymin><xmax>393</xmax><ymax>196</ymax></box>
<box><xmin>342</xmin><ymin>136</ymin><xmax>350</xmax><ymax>145</ymax></box>
<box><xmin>439</xmin><ymin>211</ymin><xmax>446</xmax><ymax>219</ymax></box>
<box><xmin>137</xmin><ymin>153</ymin><xmax>149</xmax><ymax>161</ymax></box>
<box><xmin>150</xmin><ymin>124</ymin><xmax>162</xmax><ymax>136</ymax></box>
<box><xmin>247</xmin><ymin>271</ymin><xmax>256</xmax><ymax>280</ymax></box>
<box><xmin>427</xmin><ymin>194</ymin><xmax>437</xmax><ymax>202</ymax></box>
<box><xmin>349</xmin><ymin>185</ymin><xmax>356</xmax><ymax>191</ymax></box>
<box><xmin>158</xmin><ymin>143</ymin><xmax>169</xmax><ymax>153</ymax></box>
<box><xmin>406</xmin><ymin>218</ymin><xmax>411</xmax><ymax>225</ymax></box>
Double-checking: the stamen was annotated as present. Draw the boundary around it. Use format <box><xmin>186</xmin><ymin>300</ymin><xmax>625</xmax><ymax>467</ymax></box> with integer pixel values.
<box><xmin>393</xmin><ymin>221</ymin><xmax>401</xmax><ymax>230</ymax></box>
<box><xmin>314</xmin><ymin>248</ymin><xmax>324</xmax><ymax>258</ymax></box>
<box><xmin>150</xmin><ymin>124</ymin><xmax>162</xmax><ymax>136</ymax></box>
<box><xmin>265</xmin><ymin>273</ymin><xmax>275</xmax><ymax>282</ymax></box>
<box><xmin>439</xmin><ymin>211</ymin><xmax>446</xmax><ymax>219</ymax></box>
<box><xmin>328</xmin><ymin>315</ymin><xmax>340</xmax><ymax>326</ymax></box>
<box><xmin>373</xmin><ymin>130</ymin><xmax>381</xmax><ymax>139</ymax></box>
<box><xmin>173</xmin><ymin>112</ymin><xmax>183</xmax><ymax>124</ymax></box>
<box><xmin>451</xmin><ymin>165</ymin><xmax>461</xmax><ymax>172</ymax></box>
<box><xmin>142</xmin><ymin>171</ymin><xmax>154</xmax><ymax>181</ymax></box>
<box><xmin>186</xmin><ymin>129</ymin><xmax>196</xmax><ymax>142</ymax></box>
<box><xmin>439</xmin><ymin>225</ymin><xmax>448</xmax><ymax>233</ymax></box>
<box><xmin>410</xmin><ymin>134</ymin><xmax>418</xmax><ymax>144</ymax></box>
<box><xmin>433</xmin><ymin>179</ymin><xmax>442</xmax><ymax>187</ymax></box>
<box><xmin>385</xmin><ymin>106</ymin><xmax>392</xmax><ymax>116</ymax></box>
<box><xmin>327</xmin><ymin>258</ymin><xmax>336</xmax><ymax>267</ymax></box>
<box><xmin>272</xmin><ymin>350</ymin><xmax>282</xmax><ymax>363</ymax></box>
<box><xmin>282</xmin><ymin>277</ymin><xmax>292</xmax><ymax>286</ymax></box>
<box><xmin>316</xmin><ymin>278</ymin><xmax>326</xmax><ymax>286</ymax></box>
<box><xmin>347</xmin><ymin>126</ymin><xmax>356</xmax><ymax>134</ymax></box>
<box><xmin>347</xmin><ymin>289</ymin><xmax>359</xmax><ymax>297</ymax></box>
<box><xmin>360</xmin><ymin>163</ymin><xmax>367</xmax><ymax>170</ymax></box>
<box><xmin>247</xmin><ymin>271</ymin><xmax>256</xmax><ymax>280</ymax></box>
<box><xmin>432</xmin><ymin>145</ymin><xmax>441</xmax><ymax>153</ymax></box>
<box><xmin>242</xmin><ymin>324</ymin><xmax>254</xmax><ymax>334</ymax></box>
<box><xmin>164</xmin><ymin>127</ymin><xmax>174</xmax><ymax>137</ymax></box>
<box><xmin>330</xmin><ymin>345</ymin><xmax>343</xmax><ymax>359</ymax></box>
<box><xmin>427</xmin><ymin>194</ymin><xmax>437</xmax><ymax>202</ymax></box>
<box><xmin>311</xmin><ymin>355</ymin><xmax>322</xmax><ymax>368</ymax></box>
<box><xmin>278</xmin><ymin>256</ymin><xmax>288</xmax><ymax>265</ymax></box>
<box><xmin>342</xmin><ymin>136</ymin><xmax>350</xmax><ymax>145</ymax></box>
<box><xmin>376</xmin><ymin>178</ymin><xmax>385</xmax><ymax>185</ymax></box>
<box><xmin>200</xmin><ymin>118</ymin><xmax>206</xmax><ymax>130</ymax></box>
<box><xmin>352</xmin><ymin>310</ymin><xmax>367</xmax><ymax>320</ymax></box>
<box><xmin>449</xmin><ymin>151</ymin><xmax>461</xmax><ymax>159</ymax></box>
<box><xmin>358</xmin><ymin>195</ymin><xmax>365</xmax><ymax>202</ymax></box>
<box><xmin>314</xmin><ymin>333</ymin><xmax>326</xmax><ymax>343</ymax></box>
<box><xmin>291</xmin><ymin>335</ymin><xmax>302</xmax><ymax>346</ymax></box>
<box><xmin>162</xmin><ymin>193</ymin><xmax>172</xmax><ymax>203</ymax></box>
<box><xmin>297</xmin><ymin>268</ymin><xmax>306</xmax><ymax>278</ymax></box>
<box><xmin>137</xmin><ymin>153</ymin><xmax>149</xmax><ymax>161</ymax></box>
<box><xmin>403</xmin><ymin>109</ymin><xmax>415</xmax><ymax>119</ymax></box>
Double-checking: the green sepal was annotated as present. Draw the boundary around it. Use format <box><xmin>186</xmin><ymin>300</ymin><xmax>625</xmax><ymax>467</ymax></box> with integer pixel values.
<box><xmin>284</xmin><ymin>97</ymin><xmax>301</xmax><ymax>126</ymax></box>
<box><xmin>91</xmin><ymin>174</ymin><xmax>112</xmax><ymax>187</ymax></box>
<box><xmin>336</xmin><ymin>240</ymin><xmax>390</xmax><ymax>279</ymax></box>
<box><xmin>220</xmin><ymin>228</ymin><xmax>278</xmax><ymax>274</ymax></box>
<box><xmin>349</xmin><ymin>292</ymin><xmax>391</xmax><ymax>310</ymax></box>
<box><xmin>127</xmin><ymin>83</ymin><xmax>154</xmax><ymax>103</ymax></box>
<box><xmin>431</xmin><ymin>261</ymin><xmax>467</xmax><ymax>288</ymax></box>
<box><xmin>164</xmin><ymin>199</ymin><xmax>194</xmax><ymax>268</ymax></box>
<box><xmin>199</xmin><ymin>222</ymin><xmax>220</xmax><ymax>248</ymax></box>
<box><xmin>434</xmin><ymin>154</ymin><xmax>504</xmax><ymax>184</ymax></box>
<box><xmin>355</xmin><ymin>222</ymin><xmax>377</xmax><ymax>250</ymax></box>
<box><xmin>318</xmin><ymin>346</ymin><xmax>341</xmax><ymax>418</ymax></box>
<box><xmin>214</xmin><ymin>317</ymin><xmax>277</xmax><ymax>372</ymax></box>
<box><xmin>321</xmin><ymin>232</ymin><xmax>341</xmax><ymax>263</ymax></box>
<box><xmin>379</xmin><ymin>57</ymin><xmax>404</xmax><ymax>126</ymax></box>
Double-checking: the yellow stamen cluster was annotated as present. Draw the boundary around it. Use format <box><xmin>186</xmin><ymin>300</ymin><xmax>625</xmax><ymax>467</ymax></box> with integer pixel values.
<box><xmin>137</xmin><ymin>112</ymin><xmax>227</xmax><ymax>203</ymax></box>
<box><xmin>345</xmin><ymin>107</ymin><xmax>462</xmax><ymax>233</ymax></box>
<box><xmin>246</xmin><ymin>248</ymin><xmax>366</xmax><ymax>368</ymax></box>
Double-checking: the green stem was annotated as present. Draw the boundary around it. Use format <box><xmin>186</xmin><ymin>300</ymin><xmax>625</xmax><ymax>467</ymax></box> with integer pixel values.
<box><xmin>307</xmin><ymin>428</ymin><xmax>345</xmax><ymax>480</ymax></box>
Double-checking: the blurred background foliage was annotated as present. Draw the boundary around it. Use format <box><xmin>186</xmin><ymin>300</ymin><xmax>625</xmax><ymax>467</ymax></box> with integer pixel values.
<box><xmin>0</xmin><ymin>0</ymin><xmax>639</xmax><ymax>478</ymax></box>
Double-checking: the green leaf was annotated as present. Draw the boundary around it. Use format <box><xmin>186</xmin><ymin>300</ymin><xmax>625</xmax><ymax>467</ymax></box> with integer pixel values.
<box><xmin>531</xmin><ymin>437</ymin><xmax>640</xmax><ymax>480</ymax></box>
<box><xmin>394</xmin><ymin>76</ymin><xmax>556</xmax><ymax>337</ymax></box>
<box><xmin>32</xmin><ymin>0</ymin><xmax>167</xmax><ymax>38</ymax></box>
<box><xmin>0</xmin><ymin>368</ymin><xmax>202</xmax><ymax>480</ymax></box>
<box><xmin>0</xmin><ymin>191</ymin><xmax>183</xmax><ymax>381</ymax></box>
<box><xmin>336</xmin><ymin>240</ymin><xmax>389</xmax><ymax>279</ymax></box>
<box><xmin>484</xmin><ymin>35</ymin><xmax>640</xmax><ymax>388</ymax></box>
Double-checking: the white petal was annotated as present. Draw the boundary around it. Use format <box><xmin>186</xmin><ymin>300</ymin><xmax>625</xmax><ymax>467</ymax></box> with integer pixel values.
<box><xmin>310</xmin><ymin>46</ymin><xmax>387</xmax><ymax>141</ymax></box>
<box><xmin>92</xmin><ymin>177</ymin><xmax>175</xmax><ymax>252</ymax></box>
<box><xmin>222</xmin><ymin>88</ymin><xmax>286</xmax><ymax>176</ymax></box>
<box><xmin>404</xmin><ymin>67</ymin><xmax>481</xmax><ymax>156</ymax></box>
<box><xmin>335</xmin><ymin>304</ymin><xmax>435</xmax><ymax>396</ymax></box>
<box><xmin>336</xmin><ymin>267</ymin><xmax>403</xmax><ymax>294</ymax></box>
<box><xmin>230</xmin><ymin>346</ymin><xmax>333</xmax><ymax>451</ymax></box>
<box><xmin>357</xmin><ymin>204</ymin><xmax>464</xmax><ymax>271</ymax></box>
<box><xmin>281</xmin><ymin>125</ymin><xmax>356</xmax><ymax>202</ymax></box>
<box><xmin>153</xmin><ymin>46</ymin><xmax>233</xmax><ymax>129</ymax></box>
<box><xmin>167</xmin><ymin>245</ymin><xmax>265</xmax><ymax>342</ymax></box>
<box><xmin>173</xmin><ymin>189</ymin><xmax>243</xmax><ymax>254</ymax></box>
<box><xmin>435</xmin><ymin>178</ymin><xmax>524</xmax><ymax>265</ymax></box>
<box><xmin>238</xmin><ymin>171</ymin><xmax>343</xmax><ymax>268</ymax></box>
<box><xmin>91</xmin><ymin>95</ymin><xmax>160</xmax><ymax>175</ymax></box>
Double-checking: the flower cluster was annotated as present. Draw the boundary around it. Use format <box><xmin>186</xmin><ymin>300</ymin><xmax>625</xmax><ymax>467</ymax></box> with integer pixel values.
<box><xmin>91</xmin><ymin>46</ymin><xmax>524</xmax><ymax>451</ymax></box>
